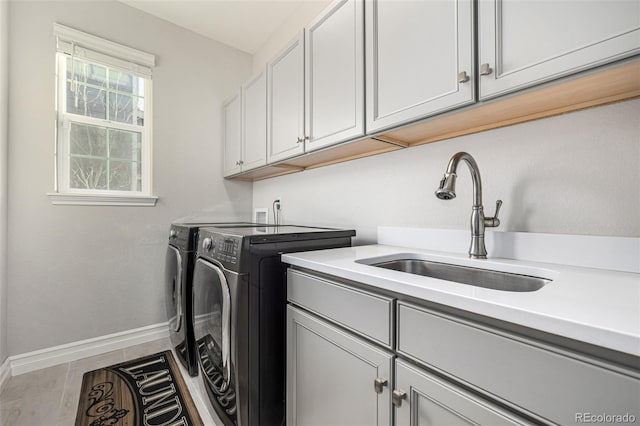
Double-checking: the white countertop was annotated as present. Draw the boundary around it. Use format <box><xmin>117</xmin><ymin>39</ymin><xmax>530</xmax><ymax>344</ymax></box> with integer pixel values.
<box><xmin>282</xmin><ymin>245</ymin><xmax>640</xmax><ymax>357</ymax></box>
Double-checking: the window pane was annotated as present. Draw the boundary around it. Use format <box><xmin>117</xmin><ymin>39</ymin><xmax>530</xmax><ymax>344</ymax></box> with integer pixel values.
<box><xmin>110</xmin><ymin>160</ymin><xmax>141</xmax><ymax>191</ymax></box>
<box><xmin>109</xmin><ymin>129</ymin><xmax>141</xmax><ymax>161</ymax></box>
<box><xmin>66</xmin><ymin>83</ymin><xmax>107</xmax><ymax>119</ymax></box>
<box><xmin>70</xmin><ymin>157</ymin><xmax>108</xmax><ymax>190</ymax></box>
<box><xmin>109</xmin><ymin>69</ymin><xmax>137</xmax><ymax>93</ymax></box>
<box><xmin>70</xmin><ymin>123</ymin><xmax>107</xmax><ymax>157</ymax></box>
<box><xmin>66</xmin><ymin>58</ymin><xmax>106</xmax><ymax>88</ymax></box>
<box><xmin>108</xmin><ymin>93</ymin><xmax>143</xmax><ymax>125</ymax></box>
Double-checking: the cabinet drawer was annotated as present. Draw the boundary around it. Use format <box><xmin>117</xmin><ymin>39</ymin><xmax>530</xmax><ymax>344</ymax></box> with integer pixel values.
<box><xmin>287</xmin><ymin>269</ymin><xmax>393</xmax><ymax>347</ymax></box>
<box><xmin>398</xmin><ymin>302</ymin><xmax>640</xmax><ymax>425</ymax></box>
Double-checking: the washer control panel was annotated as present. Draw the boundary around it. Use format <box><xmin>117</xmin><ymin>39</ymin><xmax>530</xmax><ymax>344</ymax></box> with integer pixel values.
<box><xmin>199</xmin><ymin>233</ymin><xmax>242</xmax><ymax>270</ymax></box>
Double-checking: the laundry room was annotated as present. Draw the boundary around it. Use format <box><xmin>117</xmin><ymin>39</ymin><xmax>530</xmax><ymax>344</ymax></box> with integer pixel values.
<box><xmin>0</xmin><ymin>0</ymin><xmax>639</xmax><ymax>425</ymax></box>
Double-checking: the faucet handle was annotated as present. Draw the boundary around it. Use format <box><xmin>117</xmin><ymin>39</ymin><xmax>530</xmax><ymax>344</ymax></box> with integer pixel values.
<box><xmin>485</xmin><ymin>200</ymin><xmax>502</xmax><ymax>227</ymax></box>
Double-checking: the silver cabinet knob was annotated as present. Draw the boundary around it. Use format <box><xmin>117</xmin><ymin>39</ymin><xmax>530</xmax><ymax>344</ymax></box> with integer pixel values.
<box><xmin>458</xmin><ymin>71</ymin><xmax>470</xmax><ymax>83</ymax></box>
<box><xmin>480</xmin><ymin>63</ymin><xmax>493</xmax><ymax>76</ymax></box>
<box><xmin>392</xmin><ymin>389</ymin><xmax>407</xmax><ymax>407</ymax></box>
<box><xmin>374</xmin><ymin>377</ymin><xmax>388</xmax><ymax>394</ymax></box>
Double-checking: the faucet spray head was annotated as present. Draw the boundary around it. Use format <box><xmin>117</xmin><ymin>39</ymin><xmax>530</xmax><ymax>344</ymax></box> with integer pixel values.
<box><xmin>435</xmin><ymin>173</ymin><xmax>457</xmax><ymax>200</ymax></box>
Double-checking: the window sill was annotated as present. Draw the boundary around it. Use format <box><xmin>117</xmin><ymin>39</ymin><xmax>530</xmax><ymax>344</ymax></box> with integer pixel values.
<box><xmin>47</xmin><ymin>192</ymin><xmax>158</xmax><ymax>206</ymax></box>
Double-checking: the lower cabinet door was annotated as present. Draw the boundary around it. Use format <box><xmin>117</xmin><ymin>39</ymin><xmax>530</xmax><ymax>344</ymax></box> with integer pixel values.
<box><xmin>394</xmin><ymin>359</ymin><xmax>532</xmax><ymax>426</ymax></box>
<box><xmin>287</xmin><ymin>305</ymin><xmax>393</xmax><ymax>426</ymax></box>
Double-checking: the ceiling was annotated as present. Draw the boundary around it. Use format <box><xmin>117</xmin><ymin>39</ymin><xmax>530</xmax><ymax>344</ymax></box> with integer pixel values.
<box><xmin>119</xmin><ymin>0</ymin><xmax>323</xmax><ymax>55</ymax></box>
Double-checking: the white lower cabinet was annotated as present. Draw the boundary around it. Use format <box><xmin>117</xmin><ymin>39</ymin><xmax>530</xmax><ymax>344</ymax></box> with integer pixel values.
<box><xmin>394</xmin><ymin>359</ymin><xmax>529</xmax><ymax>426</ymax></box>
<box><xmin>286</xmin><ymin>268</ymin><xmax>640</xmax><ymax>426</ymax></box>
<box><xmin>286</xmin><ymin>305</ymin><xmax>530</xmax><ymax>426</ymax></box>
<box><xmin>286</xmin><ymin>306</ymin><xmax>393</xmax><ymax>426</ymax></box>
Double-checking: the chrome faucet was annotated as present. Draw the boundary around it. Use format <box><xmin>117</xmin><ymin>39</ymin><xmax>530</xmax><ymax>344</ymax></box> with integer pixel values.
<box><xmin>435</xmin><ymin>152</ymin><xmax>502</xmax><ymax>259</ymax></box>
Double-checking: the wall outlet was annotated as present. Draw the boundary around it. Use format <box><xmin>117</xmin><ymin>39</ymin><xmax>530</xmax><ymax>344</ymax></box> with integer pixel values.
<box><xmin>253</xmin><ymin>208</ymin><xmax>268</xmax><ymax>224</ymax></box>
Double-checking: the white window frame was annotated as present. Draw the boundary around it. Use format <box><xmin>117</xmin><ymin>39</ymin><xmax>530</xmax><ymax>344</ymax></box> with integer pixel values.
<box><xmin>48</xmin><ymin>24</ymin><xmax>157</xmax><ymax>206</ymax></box>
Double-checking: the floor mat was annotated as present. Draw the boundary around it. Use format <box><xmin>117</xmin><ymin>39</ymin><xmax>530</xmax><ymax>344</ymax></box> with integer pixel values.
<box><xmin>75</xmin><ymin>350</ymin><xmax>203</xmax><ymax>426</ymax></box>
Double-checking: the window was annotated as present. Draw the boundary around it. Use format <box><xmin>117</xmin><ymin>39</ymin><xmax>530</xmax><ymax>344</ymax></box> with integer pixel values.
<box><xmin>49</xmin><ymin>24</ymin><xmax>157</xmax><ymax>206</ymax></box>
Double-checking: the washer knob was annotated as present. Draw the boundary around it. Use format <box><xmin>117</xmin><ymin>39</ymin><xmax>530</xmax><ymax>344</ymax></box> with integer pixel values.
<box><xmin>202</xmin><ymin>237</ymin><xmax>213</xmax><ymax>251</ymax></box>
<box><xmin>169</xmin><ymin>229</ymin><xmax>177</xmax><ymax>239</ymax></box>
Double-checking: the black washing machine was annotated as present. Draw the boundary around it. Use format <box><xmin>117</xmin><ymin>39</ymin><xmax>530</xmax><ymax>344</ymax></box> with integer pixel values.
<box><xmin>165</xmin><ymin>221</ymin><xmax>256</xmax><ymax>376</ymax></box>
<box><xmin>192</xmin><ymin>225</ymin><xmax>355</xmax><ymax>426</ymax></box>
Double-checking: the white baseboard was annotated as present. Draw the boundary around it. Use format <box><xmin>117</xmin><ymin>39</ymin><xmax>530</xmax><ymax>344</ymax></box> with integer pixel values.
<box><xmin>7</xmin><ymin>322</ymin><xmax>169</xmax><ymax>377</ymax></box>
<box><xmin>0</xmin><ymin>357</ymin><xmax>10</xmax><ymax>391</ymax></box>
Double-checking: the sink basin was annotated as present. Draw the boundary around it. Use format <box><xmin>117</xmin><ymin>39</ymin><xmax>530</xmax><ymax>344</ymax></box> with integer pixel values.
<box><xmin>368</xmin><ymin>259</ymin><xmax>550</xmax><ymax>292</ymax></box>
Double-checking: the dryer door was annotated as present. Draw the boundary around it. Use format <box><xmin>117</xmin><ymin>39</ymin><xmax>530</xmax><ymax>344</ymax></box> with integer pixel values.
<box><xmin>193</xmin><ymin>258</ymin><xmax>237</xmax><ymax>424</ymax></box>
<box><xmin>165</xmin><ymin>245</ymin><xmax>183</xmax><ymax>333</ymax></box>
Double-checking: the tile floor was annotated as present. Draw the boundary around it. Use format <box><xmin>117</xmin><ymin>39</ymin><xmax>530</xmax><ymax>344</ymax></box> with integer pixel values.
<box><xmin>0</xmin><ymin>338</ymin><xmax>223</xmax><ymax>426</ymax></box>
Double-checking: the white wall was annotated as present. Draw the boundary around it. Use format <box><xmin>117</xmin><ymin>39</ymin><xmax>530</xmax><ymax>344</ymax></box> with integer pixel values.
<box><xmin>7</xmin><ymin>0</ymin><xmax>253</xmax><ymax>356</ymax></box>
<box><xmin>0</xmin><ymin>0</ymin><xmax>8</xmax><ymax>364</ymax></box>
<box><xmin>253</xmin><ymin>99</ymin><xmax>640</xmax><ymax>244</ymax></box>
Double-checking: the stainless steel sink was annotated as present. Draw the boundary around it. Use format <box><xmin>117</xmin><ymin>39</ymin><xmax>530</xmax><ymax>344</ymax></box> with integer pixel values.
<box><xmin>371</xmin><ymin>259</ymin><xmax>550</xmax><ymax>292</ymax></box>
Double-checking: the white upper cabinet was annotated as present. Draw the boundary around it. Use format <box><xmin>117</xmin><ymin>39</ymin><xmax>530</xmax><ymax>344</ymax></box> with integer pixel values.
<box><xmin>365</xmin><ymin>0</ymin><xmax>475</xmax><ymax>134</ymax></box>
<box><xmin>222</xmin><ymin>91</ymin><xmax>242</xmax><ymax>177</ymax></box>
<box><xmin>267</xmin><ymin>33</ymin><xmax>305</xmax><ymax>164</ymax></box>
<box><xmin>241</xmin><ymin>70</ymin><xmax>267</xmax><ymax>171</ymax></box>
<box><xmin>478</xmin><ymin>0</ymin><xmax>640</xmax><ymax>99</ymax></box>
<box><xmin>305</xmin><ymin>0</ymin><xmax>365</xmax><ymax>152</ymax></box>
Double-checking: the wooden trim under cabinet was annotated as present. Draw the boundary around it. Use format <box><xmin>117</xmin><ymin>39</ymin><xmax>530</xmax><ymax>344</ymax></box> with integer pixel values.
<box><xmin>226</xmin><ymin>59</ymin><xmax>640</xmax><ymax>181</ymax></box>
<box><xmin>380</xmin><ymin>59</ymin><xmax>640</xmax><ymax>146</ymax></box>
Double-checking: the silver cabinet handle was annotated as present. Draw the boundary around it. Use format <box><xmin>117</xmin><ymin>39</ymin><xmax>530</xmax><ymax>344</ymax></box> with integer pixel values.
<box><xmin>458</xmin><ymin>71</ymin><xmax>470</xmax><ymax>83</ymax></box>
<box><xmin>374</xmin><ymin>377</ymin><xmax>388</xmax><ymax>394</ymax></box>
<box><xmin>297</xmin><ymin>137</ymin><xmax>304</xmax><ymax>144</ymax></box>
<box><xmin>480</xmin><ymin>63</ymin><xmax>493</xmax><ymax>76</ymax></box>
<box><xmin>392</xmin><ymin>389</ymin><xmax>407</xmax><ymax>407</ymax></box>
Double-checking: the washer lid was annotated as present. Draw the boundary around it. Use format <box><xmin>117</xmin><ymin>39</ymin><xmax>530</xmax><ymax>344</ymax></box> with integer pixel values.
<box><xmin>201</xmin><ymin>225</ymin><xmax>356</xmax><ymax>243</ymax></box>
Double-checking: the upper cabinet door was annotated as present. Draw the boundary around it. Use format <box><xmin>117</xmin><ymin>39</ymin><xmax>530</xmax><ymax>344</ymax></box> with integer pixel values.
<box><xmin>478</xmin><ymin>0</ymin><xmax>640</xmax><ymax>100</ymax></box>
<box><xmin>241</xmin><ymin>70</ymin><xmax>267</xmax><ymax>171</ymax></box>
<box><xmin>365</xmin><ymin>0</ymin><xmax>475</xmax><ymax>134</ymax></box>
<box><xmin>305</xmin><ymin>0</ymin><xmax>365</xmax><ymax>152</ymax></box>
<box><xmin>222</xmin><ymin>91</ymin><xmax>242</xmax><ymax>177</ymax></box>
<box><xmin>267</xmin><ymin>33</ymin><xmax>305</xmax><ymax>164</ymax></box>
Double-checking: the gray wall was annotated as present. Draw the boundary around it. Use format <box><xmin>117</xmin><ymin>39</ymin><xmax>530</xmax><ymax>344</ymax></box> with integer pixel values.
<box><xmin>0</xmin><ymin>0</ymin><xmax>8</xmax><ymax>364</ymax></box>
<box><xmin>7</xmin><ymin>1</ymin><xmax>253</xmax><ymax>356</ymax></box>
<box><xmin>253</xmin><ymin>99</ymin><xmax>640</xmax><ymax>244</ymax></box>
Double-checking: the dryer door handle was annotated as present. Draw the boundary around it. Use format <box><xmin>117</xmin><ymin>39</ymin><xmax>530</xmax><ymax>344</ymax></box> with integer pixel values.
<box><xmin>197</xmin><ymin>259</ymin><xmax>232</xmax><ymax>393</ymax></box>
<box><xmin>168</xmin><ymin>246</ymin><xmax>183</xmax><ymax>333</ymax></box>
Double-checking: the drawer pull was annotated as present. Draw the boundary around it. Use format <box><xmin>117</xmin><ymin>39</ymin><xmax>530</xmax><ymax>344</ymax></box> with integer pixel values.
<box><xmin>392</xmin><ymin>389</ymin><xmax>407</xmax><ymax>407</ymax></box>
<box><xmin>374</xmin><ymin>377</ymin><xmax>388</xmax><ymax>394</ymax></box>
